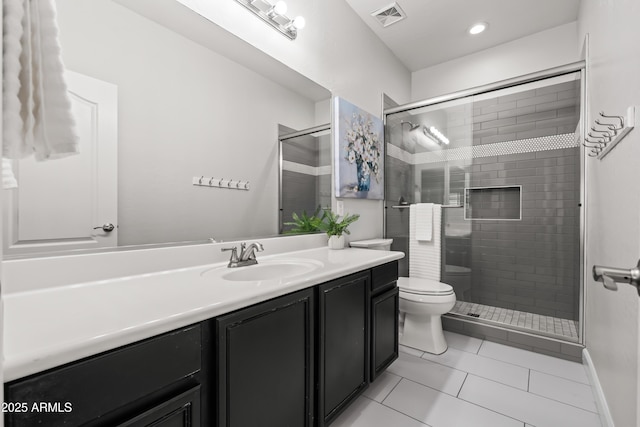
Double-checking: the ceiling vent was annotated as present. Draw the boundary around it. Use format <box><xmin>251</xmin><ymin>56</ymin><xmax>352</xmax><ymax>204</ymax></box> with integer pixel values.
<box><xmin>371</xmin><ymin>2</ymin><xmax>407</xmax><ymax>28</ymax></box>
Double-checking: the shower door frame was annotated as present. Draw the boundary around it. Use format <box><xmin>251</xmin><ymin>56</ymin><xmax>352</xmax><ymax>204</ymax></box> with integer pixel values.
<box><xmin>383</xmin><ymin>61</ymin><xmax>588</xmax><ymax>345</ymax></box>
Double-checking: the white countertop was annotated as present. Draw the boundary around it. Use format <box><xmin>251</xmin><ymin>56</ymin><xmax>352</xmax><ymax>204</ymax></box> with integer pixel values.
<box><xmin>3</xmin><ymin>247</ymin><xmax>403</xmax><ymax>382</ymax></box>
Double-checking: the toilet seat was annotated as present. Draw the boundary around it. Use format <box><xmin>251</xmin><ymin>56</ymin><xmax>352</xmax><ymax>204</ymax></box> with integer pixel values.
<box><xmin>397</xmin><ymin>277</ymin><xmax>454</xmax><ymax>296</ymax></box>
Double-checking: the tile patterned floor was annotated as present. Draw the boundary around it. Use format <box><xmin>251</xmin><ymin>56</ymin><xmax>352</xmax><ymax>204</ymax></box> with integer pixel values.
<box><xmin>331</xmin><ymin>331</ymin><xmax>601</xmax><ymax>427</ymax></box>
<box><xmin>449</xmin><ymin>301</ymin><xmax>579</xmax><ymax>340</ymax></box>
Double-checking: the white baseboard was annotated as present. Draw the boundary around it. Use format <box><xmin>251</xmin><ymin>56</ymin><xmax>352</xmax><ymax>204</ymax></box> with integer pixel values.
<box><xmin>583</xmin><ymin>348</ymin><xmax>615</xmax><ymax>427</ymax></box>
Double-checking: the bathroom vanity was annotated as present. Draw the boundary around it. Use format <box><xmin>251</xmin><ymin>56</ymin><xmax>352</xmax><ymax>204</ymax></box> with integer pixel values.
<box><xmin>3</xmin><ymin>246</ymin><xmax>401</xmax><ymax>427</ymax></box>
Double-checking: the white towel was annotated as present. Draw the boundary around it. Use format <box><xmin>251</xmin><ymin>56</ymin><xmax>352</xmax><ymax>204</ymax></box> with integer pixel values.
<box><xmin>409</xmin><ymin>204</ymin><xmax>442</xmax><ymax>281</ymax></box>
<box><xmin>415</xmin><ymin>203</ymin><xmax>433</xmax><ymax>241</ymax></box>
<box><xmin>2</xmin><ymin>158</ymin><xmax>18</xmax><ymax>189</ymax></box>
<box><xmin>3</xmin><ymin>0</ymin><xmax>79</xmax><ymax>161</ymax></box>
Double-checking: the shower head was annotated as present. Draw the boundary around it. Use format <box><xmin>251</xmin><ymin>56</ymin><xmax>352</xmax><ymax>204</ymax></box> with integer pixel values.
<box><xmin>400</xmin><ymin>120</ymin><xmax>420</xmax><ymax>131</ymax></box>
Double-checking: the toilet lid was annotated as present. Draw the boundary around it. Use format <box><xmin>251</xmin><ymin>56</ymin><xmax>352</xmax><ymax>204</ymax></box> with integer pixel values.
<box><xmin>397</xmin><ymin>277</ymin><xmax>454</xmax><ymax>295</ymax></box>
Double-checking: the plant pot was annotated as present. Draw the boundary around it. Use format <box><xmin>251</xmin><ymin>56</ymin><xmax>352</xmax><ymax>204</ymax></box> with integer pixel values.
<box><xmin>328</xmin><ymin>235</ymin><xmax>345</xmax><ymax>250</ymax></box>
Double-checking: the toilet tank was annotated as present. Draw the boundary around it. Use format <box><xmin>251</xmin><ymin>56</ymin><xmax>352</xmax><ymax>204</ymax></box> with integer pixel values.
<box><xmin>349</xmin><ymin>238</ymin><xmax>393</xmax><ymax>251</ymax></box>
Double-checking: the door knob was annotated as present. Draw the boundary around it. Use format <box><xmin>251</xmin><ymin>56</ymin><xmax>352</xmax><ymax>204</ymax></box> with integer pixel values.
<box><xmin>93</xmin><ymin>223</ymin><xmax>115</xmax><ymax>232</ymax></box>
<box><xmin>593</xmin><ymin>259</ymin><xmax>640</xmax><ymax>296</ymax></box>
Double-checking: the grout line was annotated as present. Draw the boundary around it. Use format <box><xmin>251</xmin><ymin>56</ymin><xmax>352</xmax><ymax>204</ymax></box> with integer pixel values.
<box><xmin>528</xmin><ymin>367</ymin><xmax>591</xmax><ymax>386</ymax></box>
<box><xmin>527</xmin><ymin>369</ymin><xmax>531</xmax><ymax>392</ymax></box>
<box><xmin>457</xmin><ymin>373</ymin><xmax>469</xmax><ymax>398</ymax></box>
<box><xmin>419</xmin><ymin>349</ymin><xmax>529</xmax><ymax>392</ymax></box>
<box><xmin>470</xmin><ymin>343</ymin><xmax>589</xmax><ymax>385</ymax></box>
<box><xmin>448</xmin><ymin>375</ymin><xmax>526</xmax><ymax>425</ymax></box>
<box><xmin>460</xmin><ymin>374</ymin><xmax>600</xmax><ymax>419</ymax></box>
<box><xmin>526</xmin><ymin>388</ymin><xmax>600</xmax><ymax>414</ymax></box>
<box><xmin>379</xmin><ymin>375</ymin><xmax>403</xmax><ymax>404</ymax></box>
<box><xmin>377</xmin><ymin>379</ymin><xmax>434</xmax><ymax>427</ymax></box>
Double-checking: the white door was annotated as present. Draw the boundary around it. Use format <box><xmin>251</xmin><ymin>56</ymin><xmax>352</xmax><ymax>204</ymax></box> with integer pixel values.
<box><xmin>3</xmin><ymin>71</ymin><xmax>118</xmax><ymax>256</ymax></box>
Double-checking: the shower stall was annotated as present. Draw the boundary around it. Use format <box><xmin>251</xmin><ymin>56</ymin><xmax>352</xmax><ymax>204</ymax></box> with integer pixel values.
<box><xmin>384</xmin><ymin>65</ymin><xmax>585</xmax><ymax>350</ymax></box>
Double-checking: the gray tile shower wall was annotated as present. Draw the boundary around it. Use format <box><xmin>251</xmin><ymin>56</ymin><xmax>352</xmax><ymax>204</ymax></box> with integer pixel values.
<box><xmin>281</xmin><ymin>136</ymin><xmax>323</xmax><ymax>232</ymax></box>
<box><xmin>471</xmin><ymin>80</ymin><xmax>579</xmax><ymax>145</ymax></box>
<box><xmin>444</xmin><ymin>147</ymin><xmax>581</xmax><ymax>320</ymax></box>
<box><xmin>281</xmin><ymin>170</ymin><xmax>319</xmax><ymax>231</ymax></box>
<box><xmin>385</xmin><ymin>154</ymin><xmax>413</xmax><ymax>277</ymax></box>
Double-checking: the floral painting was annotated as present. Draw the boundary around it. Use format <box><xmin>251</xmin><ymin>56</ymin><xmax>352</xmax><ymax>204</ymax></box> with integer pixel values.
<box><xmin>334</xmin><ymin>97</ymin><xmax>384</xmax><ymax>199</ymax></box>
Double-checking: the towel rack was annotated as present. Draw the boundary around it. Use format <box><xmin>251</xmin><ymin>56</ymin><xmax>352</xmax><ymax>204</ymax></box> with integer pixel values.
<box><xmin>584</xmin><ymin>106</ymin><xmax>636</xmax><ymax>159</ymax></box>
<box><xmin>192</xmin><ymin>176</ymin><xmax>250</xmax><ymax>190</ymax></box>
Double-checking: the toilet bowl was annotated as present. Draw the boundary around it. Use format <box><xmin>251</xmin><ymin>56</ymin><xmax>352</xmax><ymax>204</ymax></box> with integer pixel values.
<box><xmin>397</xmin><ymin>277</ymin><xmax>455</xmax><ymax>354</ymax></box>
<box><xmin>349</xmin><ymin>238</ymin><xmax>456</xmax><ymax>355</ymax></box>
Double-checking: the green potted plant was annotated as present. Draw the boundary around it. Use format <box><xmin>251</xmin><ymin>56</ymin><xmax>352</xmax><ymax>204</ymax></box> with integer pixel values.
<box><xmin>321</xmin><ymin>211</ymin><xmax>360</xmax><ymax>249</ymax></box>
<box><xmin>284</xmin><ymin>207</ymin><xmax>326</xmax><ymax>234</ymax></box>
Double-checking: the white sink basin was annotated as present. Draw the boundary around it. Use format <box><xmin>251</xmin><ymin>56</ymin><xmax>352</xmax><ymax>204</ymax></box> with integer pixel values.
<box><xmin>201</xmin><ymin>259</ymin><xmax>324</xmax><ymax>282</ymax></box>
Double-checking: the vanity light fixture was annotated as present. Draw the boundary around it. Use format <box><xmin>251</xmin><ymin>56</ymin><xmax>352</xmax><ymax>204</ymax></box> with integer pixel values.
<box><xmin>468</xmin><ymin>22</ymin><xmax>488</xmax><ymax>35</ymax></box>
<box><xmin>234</xmin><ymin>0</ymin><xmax>306</xmax><ymax>40</ymax></box>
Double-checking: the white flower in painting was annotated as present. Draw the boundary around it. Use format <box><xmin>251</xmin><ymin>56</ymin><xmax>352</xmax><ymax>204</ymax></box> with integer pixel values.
<box><xmin>361</xmin><ymin>161</ymin><xmax>370</xmax><ymax>176</ymax></box>
<box><xmin>348</xmin><ymin>150</ymin><xmax>356</xmax><ymax>163</ymax></box>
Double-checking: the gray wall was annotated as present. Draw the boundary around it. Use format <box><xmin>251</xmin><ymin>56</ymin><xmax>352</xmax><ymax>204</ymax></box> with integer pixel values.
<box><xmin>448</xmin><ymin>148</ymin><xmax>581</xmax><ymax>320</ymax></box>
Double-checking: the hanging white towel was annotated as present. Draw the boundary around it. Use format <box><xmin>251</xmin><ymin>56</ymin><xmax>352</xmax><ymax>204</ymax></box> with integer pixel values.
<box><xmin>409</xmin><ymin>204</ymin><xmax>442</xmax><ymax>281</ymax></box>
<box><xmin>2</xmin><ymin>158</ymin><xmax>18</xmax><ymax>189</ymax></box>
<box><xmin>415</xmin><ymin>203</ymin><xmax>433</xmax><ymax>241</ymax></box>
<box><xmin>3</xmin><ymin>0</ymin><xmax>79</xmax><ymax>161</ymax></box>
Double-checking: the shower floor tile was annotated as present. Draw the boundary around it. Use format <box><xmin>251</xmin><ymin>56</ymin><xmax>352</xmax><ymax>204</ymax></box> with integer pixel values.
<box><xmin>449</xmin><ymin>300</ymin><xmax>579</xmax><ymax>340</ymax></box>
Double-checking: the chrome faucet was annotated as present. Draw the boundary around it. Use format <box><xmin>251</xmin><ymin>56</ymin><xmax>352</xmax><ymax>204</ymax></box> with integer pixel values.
<box><xmin>221</xmin><ymin>241</ymin><xmax>264</xmax><ymax>268</ymax></box>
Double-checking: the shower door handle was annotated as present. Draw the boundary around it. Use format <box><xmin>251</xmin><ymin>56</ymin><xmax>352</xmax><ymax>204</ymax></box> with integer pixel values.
<box><xmin>592</xmin><ymin>259</ymin><xmax>640</xmax><ymax>296</ymax></box>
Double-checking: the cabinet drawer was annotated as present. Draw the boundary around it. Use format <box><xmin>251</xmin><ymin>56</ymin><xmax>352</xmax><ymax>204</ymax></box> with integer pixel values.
<box><xmin>118</xmin><ymin>386</ymin><xmax>201</xmax><ymax>427</ymax></box>
<box><xmin>5</xmin><ymin>324</ymin><xmax>202</xmax><ymax>427</ymax></box>
<box><xmin>371</xmin><ymin>261</ymin><xmax>398</xmax><ymax>293</ymax></box>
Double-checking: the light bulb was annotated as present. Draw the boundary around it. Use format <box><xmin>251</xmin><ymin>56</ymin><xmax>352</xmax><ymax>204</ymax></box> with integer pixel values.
<box><xmin>273</xmin><ymin>1</ymin><xmax>287</xmax><ymax>15</ymax></box>
<box><xmin>468</xmin><ymin>22</ymin><xmax>487</xmax><ymax>35</ymax></box>
<box><xmin>292</xmin><ymin>16</ymin><xmax>306</xmax><ymax>30</ymax></box>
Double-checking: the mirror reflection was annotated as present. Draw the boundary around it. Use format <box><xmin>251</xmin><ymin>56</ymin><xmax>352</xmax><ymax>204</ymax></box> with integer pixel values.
<box><xmin>279</xmin><ymin>124</ymin><xmax>332</xmax><ymax>234</ymax></box>
<box><xmin>3</xmin><ymin>0</ymin><xmax>331</xmax><ymax>258</ymax></box>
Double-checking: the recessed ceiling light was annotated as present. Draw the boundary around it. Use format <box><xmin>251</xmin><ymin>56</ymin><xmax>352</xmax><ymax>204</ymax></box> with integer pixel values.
<box><xmin>468</xmin><ymin>22</ymin><xmax>488</xmax><ymax>35</ymax></box>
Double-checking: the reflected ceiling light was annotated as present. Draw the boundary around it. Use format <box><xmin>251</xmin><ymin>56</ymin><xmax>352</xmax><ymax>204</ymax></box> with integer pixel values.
<box><xmin>423</xmin><ymin>126</ymin><xmax>450</xmax><ymax>145</ymax></box>
<box><xmin>235</xmin><ymin>0</ymin><xmax>305</xmax><ymax>40</ymax></box>
<box><xmin>468</xmin><ymin>22</ymin><xmax>488</xmax><ymax>35</ymax></box>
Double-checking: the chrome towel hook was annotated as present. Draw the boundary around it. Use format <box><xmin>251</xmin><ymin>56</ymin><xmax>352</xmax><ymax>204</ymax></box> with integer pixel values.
<box><xmin>597</xmin><ymin>111</ymin><xmax>624</xmax><ymax>129</ymax></box>
<box><xmin>584</xmin><ymin>106</ymin><xmax>636</xmax><ymax>159</ymax></box>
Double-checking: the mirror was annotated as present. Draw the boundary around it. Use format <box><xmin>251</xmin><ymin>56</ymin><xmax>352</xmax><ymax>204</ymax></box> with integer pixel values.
<box><xmin>3</xmin><ymin>0</ymin><xmax>331</xmax><ymax>258</ymax></box>
<box><xmin>279</xmin><ymin>124</ymin><xmax>332</xmax><ymax>234</ymax></box>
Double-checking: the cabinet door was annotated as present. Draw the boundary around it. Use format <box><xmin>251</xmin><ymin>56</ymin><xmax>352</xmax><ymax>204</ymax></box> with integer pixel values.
<box><xmin>216</xmin><ymin>288</ymin><xmax>315</xmax><ymax>427</ymax></box>
<box><xmin>5</xmin><ymin>325</ymin><xmax>201</xmax><ymax>427</ymax></box>
<box><xmin>371</xmin><ymin>286</ymin><xmax>399</xmax><ymax>380</ymax></box>
<box><xmin>318</xmin><ymin>271</ymin><xmax>369</xmax><ymax>426</ymax></box>
<box><xmin>118</xmin><ymin>386</ymin><xmax>200</xmax><ymax>427</ymax></box>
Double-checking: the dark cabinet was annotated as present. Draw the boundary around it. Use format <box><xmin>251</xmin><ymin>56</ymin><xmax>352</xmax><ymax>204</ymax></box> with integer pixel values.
<box><xmin>215</xmin><ymin>288</ymin><xmax>315</xmax><ymax>427</ymax></box>
<box><xmin>4</xmin><ymin>325</ymin><xmax>203</xmax><ymax>427</ymax></box>
<box><xmin>118</xmin><ymin>386</ymin><xmax>201</xmax><ymax>427</ymax></box>
<box><xmin>370</xmin><ymin>261</ymin><xmax>399</xmax><ymax>381</ymax></box>
<box><xmin>318</xmin><ymin>271</ymin><xmax>370</xmax><ymax>426</ymax></box>
<box><xmin>4</xmin><ymin>262</ymin><xmax>399</xmax><ymax>427</ymax></box>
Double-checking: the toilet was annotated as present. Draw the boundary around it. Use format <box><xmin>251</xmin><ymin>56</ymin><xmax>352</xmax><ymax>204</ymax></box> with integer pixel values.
<box><xmin>350</xmin><ymin>238</ymin><xmax>456</xmax><ymax>354</ymax></box>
